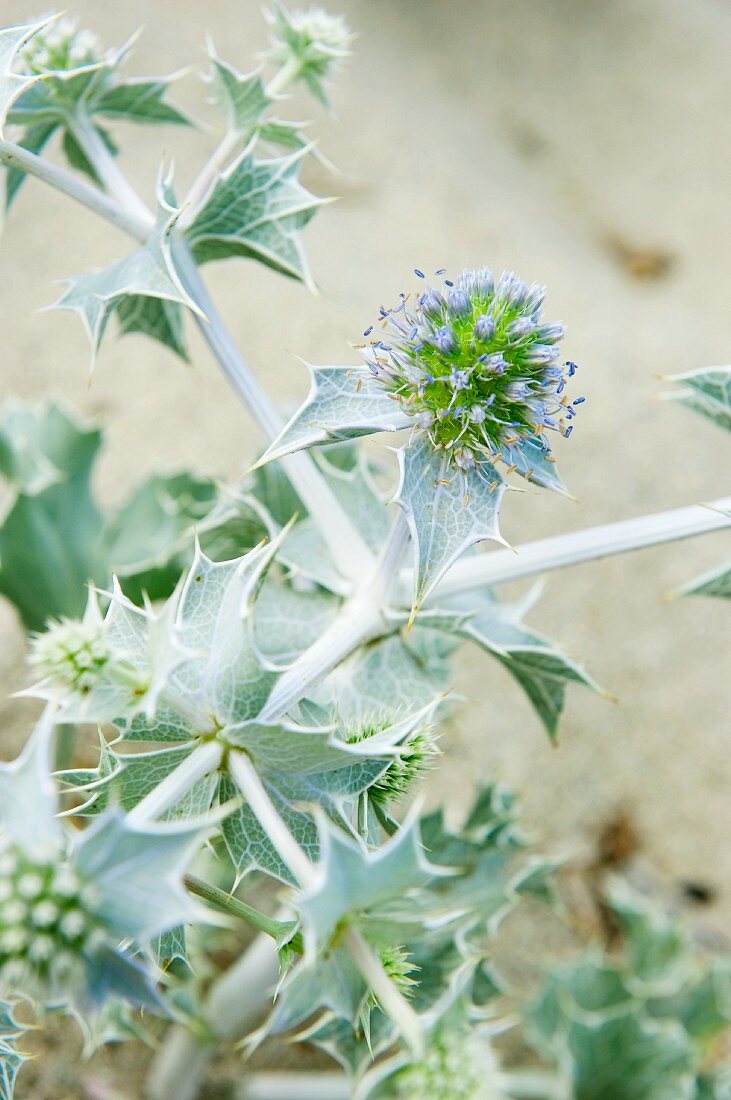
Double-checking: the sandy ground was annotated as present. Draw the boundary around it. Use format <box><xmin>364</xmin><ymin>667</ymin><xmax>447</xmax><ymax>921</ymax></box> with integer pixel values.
<box><xmin>1</xmin><ymin>0</ymin><xmax>730</xmax><ymax>1094</ymax></box>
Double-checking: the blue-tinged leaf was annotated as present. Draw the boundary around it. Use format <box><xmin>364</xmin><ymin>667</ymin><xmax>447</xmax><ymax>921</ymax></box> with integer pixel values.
<box><xmin>0</xmin><ymin>709</ymin><xmax>62</xmax><ymax>855</ymax></box>
<box><xmin>258</xmin><ymin>365</ymin><xmax>410</xmax><ymax>465</ymax></box>
<box><xmin>395</xmin><ymin>435</ymin><xmax>507</xmax><ymax>609</ymax></box>
<box><xmin>500</xmin><ymin>434</ymin><xmax>568</xmax><ymax>493</ymax></box>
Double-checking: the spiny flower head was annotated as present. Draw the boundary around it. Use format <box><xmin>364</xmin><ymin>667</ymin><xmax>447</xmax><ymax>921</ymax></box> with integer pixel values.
<box><xmin>378</xmin><ymin>944</ymin><xmax>419</xmax><ymax>997</ymax></box>
<box><xmin>0</xmin><ymin>835</ymin><xmax>102</xmax><ymax>998</ymax></box>
<box><xmin>30</xmin><ymin>616</ymin><xmax>113</xmax><ymax>695</ymax></box>
<box><xmin>21</xmin><ymin>16</ymin><xmax>102</xmax><ymax>74</ymax></box>
<box><xmin>264</xmin><ymin>4</ymin><xmax>352</xmax><ymax>89</ymax></box>
<box><xmin>346</xmin><ymin>716</ymin><xmax>439</xmax><ymax>807</ymax></box>
<box><xmin>392</xmin><ymin>1025</ymin><xmax>506</xmax><ymax>1100</ymax></box>
<box><xmin>362</xmin><ymin>267</ymin><xmax>582</xmax><ymax>473</ymax></box>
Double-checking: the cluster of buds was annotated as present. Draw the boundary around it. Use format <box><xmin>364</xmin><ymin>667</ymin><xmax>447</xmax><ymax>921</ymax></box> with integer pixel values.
<box><xmin>0</xmin><ymin>836</ymin><xmax>101</xmax><ymax>998</ymax></box>
<box><xmin>29</xmin><ymin>616</ymin><xmax>113</xmax><ymax>695</ymax></box>
<box><xmin>390</xmin><ymin>1025</ymin><xmax>506</xmax><ymax>1099</ymax></box>
<box><xmin>346</xmin><ymin>717</ymin><xmax>439</xmax><ymax>807</ymax></box>
<box><xmin>21</xmin><ymin>16</ymin><xmax>101</xmax><ymax>74</ymax></box>
<box><xmin>362</xmin><ymin>267</ymin><xmax>582</xmax><ymax>471</ymax></box>
<box><xmin>264</xmin><ymin>3</ymin><xmax>352</xmax><ymax>94</ymax></box>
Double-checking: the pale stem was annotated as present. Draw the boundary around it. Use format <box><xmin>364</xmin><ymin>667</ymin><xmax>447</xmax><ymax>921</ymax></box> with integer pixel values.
<box><xmin>258</xmin><ymin>509</ymin><xmax>410</xmax><ymax>722</ymax></box>
<box><xmin>172</xmin><ymin>241</ymin><xmax>376</xmax><ymax>579</ymax></box>
<box><xmin>227</xmin><ymin>748</ymin><xmax>424</xmax><ymax>1058</ymax></box>
<box><xmin>418</xmin><ymin>494</ymin><xmax>731</xmax><ymax>602</ymax></box>
<box><xmin>145</xmin><ymin>932</ymin><xmax>280</xmax><ymax>1100</ymax></box>
<box><xmin>227</xmin><ymin>749</ymin><xmax>318</xmax><ymax>889</ymax></box>
<box><xmin>0</xmin><ymin>137</ymin><xmax>150</xmax><ymax>241</ymax></box>
<box><xmin>66</xmin><ymin>112</ymin><xmax>156</xmax><ymax>229</ymax></box>
<box><xmin>341</xmin><ymin>925</ymin><xmax>425</xmax><ymax>1060</ymax></box>
<box><xmin>245</xmin><ymin>1074</ymin><xmax>349</xmax><ymax>1100</ymax></box>
<box><xmin>127</xmin><ymin>740</ymin><xmax>223</xmax><ymax>824</ymax></box>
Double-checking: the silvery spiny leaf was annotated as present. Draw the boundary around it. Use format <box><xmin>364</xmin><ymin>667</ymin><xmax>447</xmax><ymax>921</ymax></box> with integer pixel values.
<box><xmin>395</xmin><ymin>433</ymin><xmax>507</xmax><ymax>609</ymax></box>
<box><xmin>51</xmin><ymin>168</ymin><xmax>203</xmax><ymax>370</ymax></box>
<box><xmin>400</xmin><ymin>584</ymin><xmax>602</xmax><ymax>739</ymax></box>
<box><xmin>5</xmin><ymin>21</ymin><xmax>189</xmax><ymax>206</ymax></box>
<box><xmin>0</xmin><ymin>715</ymin><xmax>207</xmax><ymax>1020</ymax></box>
<box><xmin>219</xmin><ymin>707</ymin><xmax>436</xmax><ymax>885</ymax></box>
<box><xmin>184</xmin><ymin>144</ymin><xmax>327</xmax><ymax>288</ymax></box>
<box><xmin>256</xmin><ymin>365</ymin><xmax>410</xmax><ymax>466</ymax></box>
<box><xmin>664</xmin><ymin>366</ymin><xmax>731</xmax><ymax>599</ymax></box>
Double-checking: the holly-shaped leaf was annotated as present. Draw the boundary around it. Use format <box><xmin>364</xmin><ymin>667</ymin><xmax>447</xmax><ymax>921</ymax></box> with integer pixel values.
<box><xmin>395</xmin><ymin>434</ymin><xmax>507</xmax><ymax>609</ymax></box>
<box><xmin>185</xmin><ymin>145</ymin><xmax>326</xmax><ymax>286</ymax></box>
<box><xmin>257</xmin><ymin>366</ymin><xmax>410</xmax><ymax>465</ymax></box>
<box><xmin>52</xmin><ymin>169</ymin><xmax>202</xmax><ymax>368</ymax></box>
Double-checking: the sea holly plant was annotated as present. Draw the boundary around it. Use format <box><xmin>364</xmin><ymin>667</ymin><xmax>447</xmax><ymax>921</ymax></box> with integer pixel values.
<box><xmin>0</xmin><ymin>9</ymin><xmax>728</xmax><ymax>1100</ymax></box>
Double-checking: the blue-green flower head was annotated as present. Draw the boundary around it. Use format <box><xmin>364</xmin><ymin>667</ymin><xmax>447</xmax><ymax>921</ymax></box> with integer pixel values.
<box><xmin>21</xmin><ymin>16</ymin><xmax>102</xmax><ymax>74</ymax></box>
<box><xmin>362</xmin><ymin>267</ymin><xmax>582</xmax><ymax>474</ymax></box>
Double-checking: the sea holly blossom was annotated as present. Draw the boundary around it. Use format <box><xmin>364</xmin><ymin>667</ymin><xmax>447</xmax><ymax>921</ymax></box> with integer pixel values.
<box><xmin>257</xmin><ymin>266</ymin><xmax>582</xmax><ymax>605</ymax></box>
<box><xmin>363</xmin><ymin>268</ymin><xmax>579</xmax><ymax>477</ymax></box>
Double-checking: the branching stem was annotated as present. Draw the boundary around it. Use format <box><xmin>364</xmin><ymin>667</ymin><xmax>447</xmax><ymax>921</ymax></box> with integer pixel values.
<box><xmin>426</xmin><ymin>494</ymin><xmax>731</xmax><ymax>600</ymax></box>
<box><xmin>127</xmin><ymin>740</ymin><xmax>223</xmax><ymax>824</ymax></box>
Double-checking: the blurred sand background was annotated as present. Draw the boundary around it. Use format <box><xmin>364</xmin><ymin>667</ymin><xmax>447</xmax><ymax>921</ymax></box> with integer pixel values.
<box><xmin>0</xmin><ymin>0</ymin><xmax>730</xmax><ymax>1093</ymax></box>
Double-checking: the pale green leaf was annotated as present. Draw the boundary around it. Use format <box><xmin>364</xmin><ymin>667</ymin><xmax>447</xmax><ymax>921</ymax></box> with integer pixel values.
<box><xmin>185</xmin><ymin>146</ymin><xmax>325</xmax><ymax>285</ymax></box>
<box><xmin>0</xmin><ymin>401</ymin><xmax>106</xmax><ymax>630</ymax></box>
<box><xmin>74</xmin><ymin>809</ymin><xmax>205</xmax><ymax>944</ymax></box>
<box><xmin>52</xmin><ymin>174</ymin><xmax>201</xmax><ymax>366</ymax></box>
<box><xmin>675</xmin><ymin>558</ymin><xmax>731</xmax><ymax>601</ymax></box>
<box><xmin>396</xmin><ymin>435</ymin><xmax>507</xmax><ymax>609</ymax></box>
<box><xmin>258</xmin><ymin>366</ymin><xmax>409</xmax><ymax>465</ymax></box>
<box><xmin>208</xmin><ymin>52</ymin><xmax>269</xmax><ymax>135</ymax></box>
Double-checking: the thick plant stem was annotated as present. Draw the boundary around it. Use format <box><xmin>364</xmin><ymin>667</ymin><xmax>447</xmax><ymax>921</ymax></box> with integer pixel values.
<box><xmin>0</xmin><ymin>137</ymin><xmax>150</xmax><ymax>240</ymax></box>
<box><xmin>66</xmin><ymin>113</ymin><xmax>156</xmax><ymax>228</ymax></box>
<box><xmin>419</xmin><ymin>494</ymin><xmax>731</xmax><ymax>602</ymax></box>
<box><xmin>259</xmin><ymin>510</ymin><xmax>410</xmax><ymax>721</ymax></box>
<box><xmin>228</xmin><ymin>750</ymin><xmax>318</xmax><ymax>888</ymax></box>
<box><xmin>127</xmin><ymin>741</ymin><xmax>223</xmax><ymax>824</ymax></box>
<box><xmin>145</xmin><ymin>932</ymin><xmax>280</xmax><ymax>1100</ymax></box>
